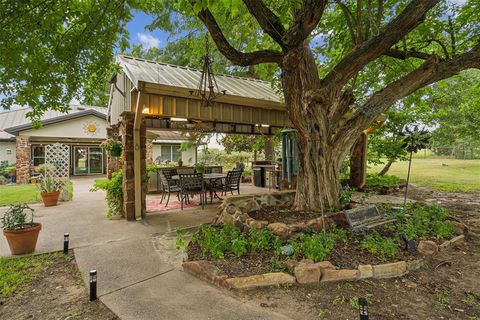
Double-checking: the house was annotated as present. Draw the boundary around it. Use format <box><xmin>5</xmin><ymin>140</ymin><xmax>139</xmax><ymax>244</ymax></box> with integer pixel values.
<box><xmin>0</xmin><ymin>105</ymin><xmax>197</xmax><ymax>183</ymax></box>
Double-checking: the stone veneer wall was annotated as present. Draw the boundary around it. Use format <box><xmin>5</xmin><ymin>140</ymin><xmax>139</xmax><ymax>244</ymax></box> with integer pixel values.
<box><xmin>15</xmin><ymin>136</ymin><xmax>31</xmax><ymax>184</ymax></box>
<box><xmin>106</xmin><ymin>125</ymin><xmax>121</xmax><ymax>179</ymax></box>
<box><xmin>120</xmin><ymin>112</ymin><xmax>147</xmax><ymax>220</ymax></box>
<box><xmin>214</xmin><ymin>190</ymin><xmax>296</xmax><ymax>226</ymax></box>
<box><xmin>146</xmin><ymin>140</ymin><xmax>153</xmax><ymax>164</ymax></box>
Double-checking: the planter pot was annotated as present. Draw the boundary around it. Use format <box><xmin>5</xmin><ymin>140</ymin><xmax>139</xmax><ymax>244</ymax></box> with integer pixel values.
<box><xmin>3</xmin><ymin>223</ymin><xmax>42</xmax><ymax>255</ymax></box>
<box><xmin>110</xmin><ymin>146</ymin><xmax>122</xmax><ymax>157</ymax></box>
<box><xmin>41</xmin><ymin>191</ymin><xmax>60</xmax><ymax>207</ymax></box>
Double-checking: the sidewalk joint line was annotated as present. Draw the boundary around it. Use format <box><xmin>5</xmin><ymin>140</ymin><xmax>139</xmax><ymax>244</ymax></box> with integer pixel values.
<box><xmin>99</xmin><ymin>268</ymin><xmax>175</xmax><ymax>298</ymax></box>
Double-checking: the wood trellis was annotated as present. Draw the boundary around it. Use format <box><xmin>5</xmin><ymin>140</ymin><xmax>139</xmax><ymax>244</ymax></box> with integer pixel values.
<box><xmin>45</xmin><ymin>143</ymin><xmax>70</xmax><ymax>201</ymax></box>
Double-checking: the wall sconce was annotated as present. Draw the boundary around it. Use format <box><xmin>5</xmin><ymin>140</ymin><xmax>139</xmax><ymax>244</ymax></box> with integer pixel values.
<box><xmin>142</xmin><ymin>105</ymin><xmax>150</xmax><ymax>114</ymax></box>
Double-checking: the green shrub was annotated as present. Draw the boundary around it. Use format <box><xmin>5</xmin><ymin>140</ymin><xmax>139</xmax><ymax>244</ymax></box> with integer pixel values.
<box><xmin>192</xmin><ymin>225</ymin><xmax>229</xmax><ymax>259</ymax></box>
<box><xmin>176</xmin><ymin>228</ymin><xmax>187</xmax><ymax>250</ymax></box>
<box><xmin>360</xmin><ymin>230</ymin><xmax>398</xmax><ymax>260</ymax></box>
<box><xmin>300</xmin><ymin>232</ymin><xmax>336</xmax><ymax>262</ymax></box>
<box><xmin>90</xmin><ymin>170</ymin><xmax>123</xmax><ymax>218</ymax></box>
<box><xmin>339</xmin><ymin>186</ymin><xmax>355</xmax><ymax>207</ymax></box>
<box><xmin>366</xmin><ymin>173</ymin><xmax>402</xmax><ymax>188</ymax></box>
<box><xmin>399</xmin><ymin>203</ymin><xmax>455</xmax><ymax>240</ymax></box>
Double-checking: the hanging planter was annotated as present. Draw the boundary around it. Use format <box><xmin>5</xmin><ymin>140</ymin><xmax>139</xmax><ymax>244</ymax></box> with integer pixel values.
<box><xmin>104</xmin><ymin>139</ymin><xmax>123</xmax><ymax>157</ymax></box>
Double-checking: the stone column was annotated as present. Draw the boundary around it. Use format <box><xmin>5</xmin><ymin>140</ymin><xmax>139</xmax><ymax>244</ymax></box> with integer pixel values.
<box><xmin>106</xmin><ymin>125</ymin><xmax>121</xmax><ymax>179</ymax></box>
<box><xmin>146</xmin><ymin>139</ymin><xmax>153</xmax><ymax>164</ymax></box>
<box><xmin>349</xmin><ymin>132</ymin><xmax>368</xmax><ymax>189</ymax></box>
<box><xmin>120</xmin><ymin>112</ymin><xmax>146</xmax><ymax>221</ymax></box>
<box><xmin>16</xmin><ymin>136</ymin><xmax>31</xmax><ymax>184</ymax></box>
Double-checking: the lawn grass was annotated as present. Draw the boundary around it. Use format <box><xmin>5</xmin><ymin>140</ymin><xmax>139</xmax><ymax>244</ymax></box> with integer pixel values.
<box><xmin>0</xmin><ymin>252</ymin><xmax>66</xmax><ymax>297</ymax></box>
<box><xmin>0</xmin><ymin>182</ymin><xmax>74</xmax><ymax>206</ymax></box>
<box><xmin>370</xmin><ymin>158</ymin><xmax>480</xmax><ymax>192</ymax></box>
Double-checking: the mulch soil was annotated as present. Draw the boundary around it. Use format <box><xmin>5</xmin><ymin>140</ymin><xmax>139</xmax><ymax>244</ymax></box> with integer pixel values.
<box><xmin>0</xmin><ymin>252</ymin><xmax>118</xmax><ymax>320</ymax></box>
<box><xmin>248</xmin><ymin>207</ymin><xmax>321</xmax><ymax>224</ymax></box>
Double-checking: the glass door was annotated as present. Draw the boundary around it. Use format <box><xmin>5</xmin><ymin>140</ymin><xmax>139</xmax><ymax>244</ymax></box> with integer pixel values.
<box><xmin>74</xmin><ymin>147</ymin><xmax>88</xmax><ymax>175</ymax></box>
<box><xmin>73</xmin><ymin>146</ymin><xmax>104</xmax><ymax>175</ymax></box>
<box><xmin>89</xmin><ymin>147</ymin><xmax>103</xmax><ymax>174</ymax></box>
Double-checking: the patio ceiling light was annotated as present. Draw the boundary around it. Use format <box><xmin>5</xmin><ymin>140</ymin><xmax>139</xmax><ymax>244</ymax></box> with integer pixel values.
<box><xmin>189</xmin><ymin>35</ymin><xmax>226</xmax><ymax>107</ymax></box>
<box><xmin>171</xmin><ymin>117</ymin><xmax>188</xmax><ymax>122</ymax></box>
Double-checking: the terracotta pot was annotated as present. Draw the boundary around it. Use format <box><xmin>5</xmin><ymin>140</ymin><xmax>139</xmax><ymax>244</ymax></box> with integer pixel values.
<box><xmin>41</xmin><ymin>191</ymin><xmax>60</xmax><ymax>207</ymax></box>
<box><xmin>3</xmin><ymin>223</ymin><xmax>42</xmax><ymax>255</ymax></box>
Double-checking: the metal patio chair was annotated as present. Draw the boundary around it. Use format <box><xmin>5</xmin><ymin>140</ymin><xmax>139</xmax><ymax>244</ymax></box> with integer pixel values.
<box><xmin>159</xmin><ymin>172</ymin><xmax>180</xmax><ymax>206</ymax></box>
<box><xmin>178</xmin><ymin>173</ymin><xmax>206</xmax><ymax>210</ymax></box>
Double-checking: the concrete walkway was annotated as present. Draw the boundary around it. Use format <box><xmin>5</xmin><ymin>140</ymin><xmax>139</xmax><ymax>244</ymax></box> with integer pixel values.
<box><xmin>0</xmin><ymin>177</ymin><xmax>289</xmax><ymax>320</ymax></box>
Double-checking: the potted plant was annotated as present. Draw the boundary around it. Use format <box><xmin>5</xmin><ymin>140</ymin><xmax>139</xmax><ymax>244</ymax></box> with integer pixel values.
<box><xmin>194</xmin><ymin>162</ymin><xmax>205</xmax><ymax>174</ymax></box>
<box><xmin>103</xmin><ymin>139</ymin><xmax>122</xmax><ymax>157</ymax></box>
<box><xmin>37</xmin><ymin>176</ymin><xmax>61</xmax><ymax>206</ymax></box>
<box><xmin>1</xmin><ymin>204</ymin><xmax>41</xmax><ymax>255</ymax></box>
<box><xmin>177</xmin><ymin>157</ymin><xmax>183</xmax><ymax>167</ymax></box>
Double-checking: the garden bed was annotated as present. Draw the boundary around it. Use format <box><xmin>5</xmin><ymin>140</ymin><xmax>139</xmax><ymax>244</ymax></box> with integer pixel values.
<box><xmin>182</xmin><ymin>195</ymin><xmax>464</xmax><ymax>288</ymax></box>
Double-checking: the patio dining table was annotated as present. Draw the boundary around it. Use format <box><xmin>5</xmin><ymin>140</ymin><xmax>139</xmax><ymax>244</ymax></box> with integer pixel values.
<box><xmin>171</xmin><ymin>173</ymin><xmax>227</xmax><ymax>203</ymax></box>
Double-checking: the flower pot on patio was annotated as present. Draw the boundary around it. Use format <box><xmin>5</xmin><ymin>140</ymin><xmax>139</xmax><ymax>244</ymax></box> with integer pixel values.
<box><xmin>41</xmin><ymin>191</ymin><xmax>60</xmax><ymax>207</ymax></box>
<box><xmin>3</xmin><ymin>223</ymin><xmax>42</xmax><ymax>255</ymax></box>
<box><xmin>1</xmin><ymin>204</ymin><xmax>41</xmax><ymax>255</ymax></box>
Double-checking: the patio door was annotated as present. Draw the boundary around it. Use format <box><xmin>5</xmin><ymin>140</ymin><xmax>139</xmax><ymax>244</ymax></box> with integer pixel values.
<box><xmin>73</xmin><ymin>146</ymin><xmax>104</xmax><ymax>175</ymax></box>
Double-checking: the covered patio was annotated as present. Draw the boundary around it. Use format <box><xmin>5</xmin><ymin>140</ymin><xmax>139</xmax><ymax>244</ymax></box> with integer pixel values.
<box><xmin>107</xmin><ymin>55</ymin><xmax>292</xmax><ymax>220</ymax></box>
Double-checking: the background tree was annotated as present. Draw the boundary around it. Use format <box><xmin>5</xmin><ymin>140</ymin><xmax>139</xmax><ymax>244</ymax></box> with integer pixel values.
<box><xmin>1</xmin><ymin>0</ymin><xmax>480</xmax><ymax>210</ymax></box>
<box><xmin>221</xmin><ymin>135</ymin><xmax>266</xmax><ymax>161</ymax></box>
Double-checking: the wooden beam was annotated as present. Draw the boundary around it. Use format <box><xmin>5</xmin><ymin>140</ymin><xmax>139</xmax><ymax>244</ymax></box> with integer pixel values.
<box><xmin>133</xmin><ymin>89</ymin><xmax>143</xmax><ymax>220</ymax></box>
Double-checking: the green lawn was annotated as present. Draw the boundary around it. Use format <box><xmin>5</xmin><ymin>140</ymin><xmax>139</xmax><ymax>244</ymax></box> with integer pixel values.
<box><xmin>0</xmin><ymin>182</ymin><xmax>74</xmax><ymax>206</ymax></box>
<box><xmin>370</xmin><ymin>158</ymin><xmax>480</xmax><ymax>192</ymax></box>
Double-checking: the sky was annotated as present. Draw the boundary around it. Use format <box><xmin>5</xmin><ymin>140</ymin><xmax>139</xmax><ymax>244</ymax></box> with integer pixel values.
<box><xmin>126</xmin><ymin>11</ymin><xmax>168</xmax><ymax>50</ymax></box>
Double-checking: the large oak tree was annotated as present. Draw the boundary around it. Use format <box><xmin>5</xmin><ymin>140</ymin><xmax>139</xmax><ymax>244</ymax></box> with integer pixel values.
<box><xmin>1</xmin><ymin>0</ymin><xmax>479</xmax><ymax>210</ymax></box>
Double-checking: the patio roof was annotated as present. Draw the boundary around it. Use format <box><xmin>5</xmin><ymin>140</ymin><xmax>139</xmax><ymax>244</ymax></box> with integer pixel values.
<box><xmin>116</xmin><ymin>55</ymin><xmax>283</xmax><ymax>108</ymax></box>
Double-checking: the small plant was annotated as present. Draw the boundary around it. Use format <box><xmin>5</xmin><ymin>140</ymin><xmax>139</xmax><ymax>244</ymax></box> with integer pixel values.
<box><xmin>463</xmin><ymin>292</ymin><xmax>480</xmax><ymax>307</ymax></box>
<box><xmin>366</xmin><ymin>173</ymin><xmax>402</xmax><ymax>188</ymax></box>
<box><xmin>194</xmin><ymin>162</ymin><xmax>205</xmax><ymax>173</ymax></box>
<box><xmin>360</xmin><ymin>230</ymin><xmax>398</xmax><ymax>260</ymax></box>
<box><xmin>90</xmin><ymin>170</ymin><xmax>124</xmax><ymax>218</ymax></box>
<box><xmin>249</xmin><ymin>228</ymin><xmax>276</xmax><ymax>251</ymax></box>
<box><xmin>103</xmin><ymin>139</ymin><xmax>122</xmax><ymax>156</ymax></box>
<box><xmin>349</xmin><ymin>296</ymin><xmax>360</xmax><ymax>309</ymax></box>
<box><xmin>300</xmin><ymin>232</ymin><xmax>335</xmax><ymax>262</ymax></box>
<box><xmin>1</xmin><ymin>204</ymin><xmax>34</xmax><ymax>231</ymax></box>
<box><xmin>231</xmin><ymin>235</ymin><xmax>248</xmax><ymax>257</ymax></box>
<box><xmin>269</xmin><ymin>258</ymin><xmax>286</xmax><ymax>272</ymax></box>
<box><xmin>176</xmin><ymin>228</ymin><xmax>187</xmax><ymax>250</ymax></box>
<box><xmin>332</xmin><ymin>295</ymin><xmax>345</xmax><ymax>306</ymax></box>
<box><xmin>433</xmin><ymin>292</ymin><xmax>449</xmax><ymax>311</ymax></box>
<box><xmin>398</xmin><ymin>203</ymin><xmax>455</xmax><ymax>240</ymax></box>
<box><xmin>36</xmin><ymin>176</ymin><xmax>61</xmax><ymax>193</ymax></box>
<box><xmin>339</xmin><ymin>185</ymin><xmax>355</xmax><ymax>207</ymax></box>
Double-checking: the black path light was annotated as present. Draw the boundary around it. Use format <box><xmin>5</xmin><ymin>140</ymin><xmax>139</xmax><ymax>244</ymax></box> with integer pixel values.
<box><xmin>399</xmin><ymin>125</ymin><xmax>431</xmax><ymax>207</ymax></box>
<box><xmin>359</xmin><ymin>297</ymin><xmax>369</xmax><ymax>320</ymax></box>
<box><xmin>90</xmin><ymin>270</ymin><xmax>97</xmax><ymax>301</ymax></box>
<box><xmin>63</xmin><ymin>232</ymin><xmax>69</xmax><ymax>254</ymax></box>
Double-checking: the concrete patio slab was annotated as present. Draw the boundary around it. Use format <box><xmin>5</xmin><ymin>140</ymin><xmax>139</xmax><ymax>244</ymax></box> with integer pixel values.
<box><xmin>99</xmin><ymin>270</ymin><xmax>290</xmax><ymax>320</ymax></box>
<box><xmin>74</xmin><ymin>237</ymin><xmax>174</xmax><ymax>296</ymax></box>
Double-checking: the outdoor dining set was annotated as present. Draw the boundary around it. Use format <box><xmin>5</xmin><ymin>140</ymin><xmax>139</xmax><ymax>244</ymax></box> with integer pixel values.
<box><xmin>158</xmin><ymin>167</ymin><xmax>243</xmax><ymax>210</ymax></box>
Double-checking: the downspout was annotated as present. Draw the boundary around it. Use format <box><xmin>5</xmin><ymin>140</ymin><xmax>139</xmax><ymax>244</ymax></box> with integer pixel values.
<box><xmin>133</xmin><ymin>83</ymin><xmax>143</xmax><ymax>220</ymax></box>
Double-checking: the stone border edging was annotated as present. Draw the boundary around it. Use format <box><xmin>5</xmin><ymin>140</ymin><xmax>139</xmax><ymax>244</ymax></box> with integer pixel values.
<box><xmin>183</xmin><ymin>259</ymin><xmax>412</xmax><ymax>289</ymax></box>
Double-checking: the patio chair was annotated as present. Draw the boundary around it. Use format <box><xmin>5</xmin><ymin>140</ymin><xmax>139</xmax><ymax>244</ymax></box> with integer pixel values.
<box><xmin>212</xmin><ymin>169</ymin><xmax>243</xmax><ymax>196</ymax></box>
<box><xmin>178</xmin><ymin>173</ymin><xmax>206</xmax><ymax>210</ymax></box>
<box><xmin>162</xmin><ymin>168</ymin><xmax>177</xmax><ymax>179</ymax></box>
<box><xmin>159</xmin><ymin>172</ymin><xmax>180</xmax><ymax>206</ymax></box>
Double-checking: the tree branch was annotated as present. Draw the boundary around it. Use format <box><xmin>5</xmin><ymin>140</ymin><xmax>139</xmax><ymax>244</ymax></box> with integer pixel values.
<box><xmin>283</xmin><ymin>0</ymin><xmax>328</xmax><ymax>47</ymax></box>
<box><xmin>384</xmin><ymin>48</ymin><xmax>438</xmax><ymax>61</ymax></box>
<box><xmin>336</xmin><ymin>0</ymin><xmax>357</xmax><ymax>43</ymax></box>
<box><xmin>241</xmin><ymin>0</ymin><xmax>286</xmax><ymax>48</ymax></box>
<box><xmin>196</xmin><ymin>7</ymin><xmax>283</xmax><ymax>66</ymax></box>
<box><xmin>337</xmin><ymin>42</ymin><xmax>480</xmax><ymax>145</ymax></box>
<box><xmin>322</xmin><ymin>0</ymin><xmax>439</xmax><ymax>89</ymax></box>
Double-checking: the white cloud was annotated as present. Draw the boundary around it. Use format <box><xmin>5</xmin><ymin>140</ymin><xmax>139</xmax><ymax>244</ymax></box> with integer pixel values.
<box><xmin>137</xmin><ymin>33</ymin><xmax>160</xmax><ymax>49</ymax></box>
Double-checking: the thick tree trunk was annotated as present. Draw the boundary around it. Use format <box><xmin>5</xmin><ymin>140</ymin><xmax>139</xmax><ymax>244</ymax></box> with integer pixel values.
<box><xmin>281</xmin><ymin>44</ymin><xmax>361</xmax><ymax>210</ymax></box>
<box><xmin>379</xmin><ymin>160</ymin><xmax>394</xmax><ymax>176</ymax></box>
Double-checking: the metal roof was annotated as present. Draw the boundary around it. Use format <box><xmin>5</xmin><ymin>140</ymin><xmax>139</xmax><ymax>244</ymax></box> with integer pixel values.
<box><xmin>0</xmin><ymin>105</ymin><xmax>107</xmax><ymax>140</ymax></box>
<box><xmin>116</xmin><ymin>55</ymin><xmax>282</xmax><ymax>104</ymax></box>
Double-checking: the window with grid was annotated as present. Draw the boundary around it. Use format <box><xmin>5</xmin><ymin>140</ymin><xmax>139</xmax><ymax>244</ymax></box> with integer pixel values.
<box><xmin>32</xmin><ymin>145</ymin><xmax>45</xmax><ymax>166</ymax></box>
<box><xmin>157</xmin><ymin>144</ymin><xmax>181</xmax><ymax>162</ymax></box>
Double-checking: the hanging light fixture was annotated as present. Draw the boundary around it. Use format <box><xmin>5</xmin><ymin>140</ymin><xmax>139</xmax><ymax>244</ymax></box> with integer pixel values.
<box><xmin>190</xmin><ymin>35</ymin><xmax>226</xmax><ymax>107</ymax></box>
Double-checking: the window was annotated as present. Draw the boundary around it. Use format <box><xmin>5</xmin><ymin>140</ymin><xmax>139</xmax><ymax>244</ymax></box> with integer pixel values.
<box><xmin>32</xmin><ymin>145</ymin><xmax>45</xmax><ymax>166</ymax></box>
<box><xmin>156</xmin><ymin>144</ymin><xmax>181</xmax><ymax>162</ymax></box>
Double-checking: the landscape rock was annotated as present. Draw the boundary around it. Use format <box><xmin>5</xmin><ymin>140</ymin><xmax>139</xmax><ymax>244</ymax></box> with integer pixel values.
<box><xmin>372</xmin><ymin>261</ymin><xmax>407</xmax><ymax>278</ymax></box>
<box><xmin>439</xmin><ymin>234</ymin><xmax>465</xmax><ymax>250</ymax></box>
<box><xmin>357</xmin><ymin>264</ymin><xmax>373</xmax><ymax>279</ymax></box>
<box><xmin>247</xmin><ymin>219</ymin><xmax>269</xmax><ymax>230</ymax></box>
<box><xmin>320</xmin><ymin>269</ymin><xmax>359</xmax><ymax>282</ymax></box>
<box><xmin>294</xmin><ymin>262</ymin><xmax>321</xmax><ymax>284</ymax></box>
<box><xmin>226</xmin><ymin>204</ymin><xmax>238</xmax><ymax>215</ymax></box>
<box><xmin>225</xmin><ymin>272</ymin><xmax>296</xmax><ymax>289</ymax></box>
<box><xmin>267</xmin><ymin>222</ymin><xmax>289</xmax><ymax>238</ymax></box>
<box><xmin>314</xmin><ymin>261</ymin><xmax>336</xmax><ymax>270</ymax></box>
<box><xmin>183</xmin><ymin>261</ymin><xmax>228</xmax><ymax>287</ymax></box>
<box><xmin>417</xmin><ymin>240</ymin><xmax>438</xmax><ymax>256</ymax></box>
